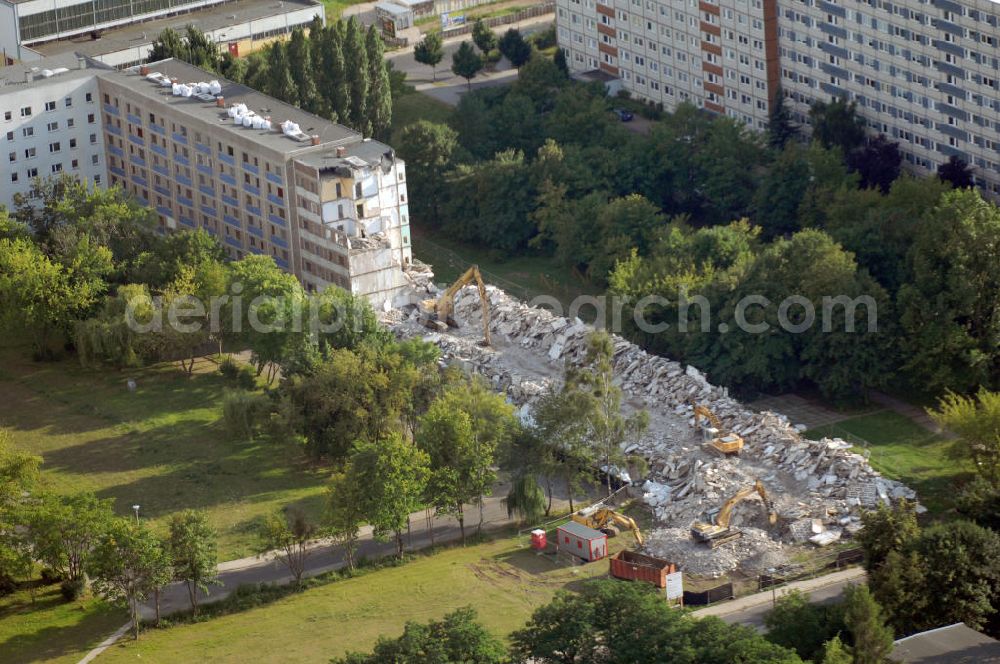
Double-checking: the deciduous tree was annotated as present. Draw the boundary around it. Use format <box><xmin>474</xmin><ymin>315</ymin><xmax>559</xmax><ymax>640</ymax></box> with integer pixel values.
<box><xmin>451</xmin><ymin>41</ymin><xmax>483</xmax><ymax>90</ymax></box>
<box><xmin>258</xmin><ymin>508</ymin><xmax>318</xmax><ymax>585</ymax></box>
<box><xmin>414</xmin><ymin>32</ymin><xmax>444</xmax><ymax>81</ymax></box>
<box><xmin>166</xmin><ymin>509</ymin><xmax>219</xmax><ymax>615</ymax></box>
<box><xmin>89</xmin><ymin>519</ymin><xmax>172</xmax><ymax>640</ymax></box>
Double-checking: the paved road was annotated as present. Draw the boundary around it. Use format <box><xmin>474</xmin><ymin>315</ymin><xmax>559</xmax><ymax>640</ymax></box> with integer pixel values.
<box><xmin>142</xmin><ymin>479</ymin><xmax>572</xmax><ymax>619</ymax></box>
<box><xmin>693</xmin><ymin>567</ymin><xmax>867</xmax><ymax>629</ymax></box>
<box><xmin>387</xmin><ymin>16</ymin><xmax>553</xmax><ymax>106</ymax></box>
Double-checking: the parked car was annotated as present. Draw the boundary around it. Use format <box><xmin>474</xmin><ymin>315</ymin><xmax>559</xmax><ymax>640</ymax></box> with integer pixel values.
<box><xmin>613</xmin><ymin>108</ymin><xmax>635</xmax><ymax>122</ymax></box>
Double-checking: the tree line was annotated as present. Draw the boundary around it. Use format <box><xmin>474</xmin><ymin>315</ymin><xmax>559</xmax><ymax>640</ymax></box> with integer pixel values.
<box><xmin>397</xmin><ymin>49</ymin><xmax>1000</xmax><ymax>401</ymax></box>
<box><xmin>148</xmin><ymin>17</ymin><xmax>393</xmax><ymax>140</ymax></box>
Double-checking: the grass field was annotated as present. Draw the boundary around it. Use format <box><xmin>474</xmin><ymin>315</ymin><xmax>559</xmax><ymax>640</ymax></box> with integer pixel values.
<box><xmin>411</xmin><ymin>229</ymin><xmax>598</xmax><ymax>314</ymax></box>
<box><xmin>0</xmin><ymin>347</ymin><xmax>329</xmax><ymax>559</ymax></box>
<box><xmin>98</xmin><ymin>531</ymin><xmax>629</xmax><ymax>663</ymax></box>
<box><xmin>390</xmin><ymin>90</ymin><xmax>454</xmax><ymax>143</ymax></box>
<box><xmin>804</xmin><ymin>410</ymin><xmax>966</xmax><ymax>514</ymax></box>
<box><xmin>0</xmin><ymin>585</ymin><xmax>126</xmax><ymax>664</ymax></box>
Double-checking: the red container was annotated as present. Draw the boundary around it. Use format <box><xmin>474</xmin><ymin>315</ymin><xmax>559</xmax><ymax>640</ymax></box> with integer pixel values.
<box><xmin>609</xmin><ymin>550</ymin><xmax>677</xmax><ymax>588</ymax></box>
<box><xmin>530</xmin><ymin>529</ymin><xmax>547</xmax><ymax>550</ymax></box>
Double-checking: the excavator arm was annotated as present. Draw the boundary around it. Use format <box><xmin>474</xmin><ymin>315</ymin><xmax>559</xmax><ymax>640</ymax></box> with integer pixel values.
<box><xmin>421</xmin><ymin>265</ymin><xmax>491</xmax><ymax>346</ymax></box>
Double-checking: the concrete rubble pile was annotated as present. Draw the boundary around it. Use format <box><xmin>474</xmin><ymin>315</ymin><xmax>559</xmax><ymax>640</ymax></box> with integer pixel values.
<box><xmin>389</xmin><ymin>284</ymin><xmax>919</xmax><ymax>575</ymax></box>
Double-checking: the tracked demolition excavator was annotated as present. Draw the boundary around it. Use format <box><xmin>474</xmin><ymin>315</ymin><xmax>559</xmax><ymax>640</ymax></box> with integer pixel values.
<box><xmin>690</xmin><ymin>479</ymin><xmax>777</xmax><ymax>548</ymax></box>
<box><xmin>572</xmin><ymin>505</ymin><xmax>645</xmax><ymax>547</ymax></box>
<box><xmin>693</xmin><ymin>404</ymin><xmax>744</xmax><ymax>456</ymax></box>
<box><xmin>420</xmin><ymin>265</ymin><xmax>491</xmax><ymax>346</ymax></box>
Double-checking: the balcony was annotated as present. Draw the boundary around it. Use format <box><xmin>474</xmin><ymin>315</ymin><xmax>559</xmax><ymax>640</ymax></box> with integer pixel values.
<box><xmin>224</xmin><ymin>214</ymin><xmax>241</xmax><ymax>228</ymax></box>
<box><xmin>199</xmin><ymin>185</ymin><xmax>214</xmax><ymax>197</ymax></box>
<box><xmin>220</xmin><ymin>173</ymin><xmax>236</xmax><ymax>186</ymax></box>
<box><xmin>243</xmin><ymin>182</ymin><xmax>260</xmax><ymax>196</ymax></box>
<box><xmin>179</xmin><ymin>216</ymin><xmax>196</xmax><ymax>228</ymax></box>
<box><xmin>106</xmin><ymin>125</ymin><xmax>122</xmax><ymax>136</ymax></box>
<box><xmin>247</xmin><ymin>204</ymin><xmax>261</xmax><ymax>217</ymax></box>
<box><xmin>196</xmin><ymin>163</ymin><xmax>213</xmax><ymax>176</ymax></box>
<box><xmin>156</xmin><ymin>205</ymin><xmax>172</xmax><ymax>217</ymax></box>
<box><xmin>127</xmin><ymin>113</ymin><xmax>142</xmax><ymax>125</ymax></box>
<box><xmin>150</xmin><ymin>124</ymin><xmax>165</xmax><ymax>135</ymax></box>
<box><xmin>151</xmin><ymin>144</ymin><xmax>167</xmax><ymax>157</ymax></box>
<box><xmin>267</xmin><ymin>193</ymin><xmax>285</xmax><ymax>207</ymax></box>
<box><xmin>103</xmin><ymin>103</ymin><xmax>119</xmax><ymax>116</ymax></box>
<box><xmin>269</xmin><ymin>213</ymin><xmax>287</xmax><ymax>228</ymax></box>
<box><xmin>195</xmin><ymin>142</ymin><xmax>211</xmax><ymax>155</ymax></box>
<box><xmin>152</xmin><ymin>164</ymin><xmax>169</xmax><ymax>177</ymax></box>
<box><xmin>128</xmin><ymin>134</ymin><xmax>144</xmax><ymax>146</ymax></box>
<box><xmin>225</xmin><ymin>236</ymin><xmax>242</xmax><ymax>249</ymax></box>
<box><xmin>172</xmin><ymin>132</ymin><xmax>188</xmax><ymax>145</ymax></box>
<box><xmin>270</xmin><ymin>234</ymin><xmax>289</xmax><ymax>249</ymax></box>
<box><xmin>154</xmin><ymin>184</ymin><xmax>170</xmax><ymax>197</ymax></box>
<box><xmin>265</xmin><ymin>171</ymin><xmax>283</xmax><ymax>186</ymax></box>
<box><xmin>176</xmin><ymin>173</ymin><xmax>192</xmax><ymax>187</ymax></box>
<box><xmin>247</xmin><ymin>225</ymin><xmax>264</xmax><ymax>239</ymax></box>
<box><xmin>242</xmin><ymin>161</ymin><xmax>259</xmax><ymax>175</ymax></box>
<box><xmin>222</xmin><ymin>194</ymin><xmax>238</xmax><ymax>207</ymax></box>
<box><xmin>218</xmin><ymin>152</ymin><xmax>235</xmax><ymax>166</ymax></box>
<box><xmin>201</xmin><ymin>204</ymin><xmax>217</xmax><ymax>217</ymax></box>
<box><xmin>178</xmin><ymin>195</ymin><xmax>194</xmax><ymax>208</ymax></box>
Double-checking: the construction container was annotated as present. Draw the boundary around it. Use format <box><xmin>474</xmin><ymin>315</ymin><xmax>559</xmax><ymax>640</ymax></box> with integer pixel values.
<box><xmin>609</xmin><ymin>550</ymin><xmax>677</xmax><ymax>588</ymax></box>
<box><xmin>530</xmin><ymin>529</ymin><xmax>547</xmax><ymax>550</ymax></box>
<box><xmin>557</xmin><ymin>521</ymin><xmax>608</xmax><ymax>562</ymax></box>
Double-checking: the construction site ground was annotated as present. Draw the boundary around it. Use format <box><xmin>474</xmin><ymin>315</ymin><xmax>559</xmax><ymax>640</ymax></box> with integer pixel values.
<box><xmin>390</xmin><ymin>275</ymin><xmax>920</xmax><ymax>579</ymax></box>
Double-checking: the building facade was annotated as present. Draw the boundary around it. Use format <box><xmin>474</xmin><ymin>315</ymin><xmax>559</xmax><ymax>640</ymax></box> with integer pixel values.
<box><xmin>2</xmin><ymin>0</ymin><xmax>322</xmax><ymax>68</ymax></box>
<box><xmin>778</xmin><ymin>0</ymin><xmax>1000</xmax><ymax>195</ymax></box>
<box><xmin>1</xmin><ymin>55</ymin><xmax>107</xmax><ymax>201</ymax></box>
<box><xmin>0</xmin><ymin>55</ymin><xmax>413</xmax><ymax>306</ymax></box>
<box><xmin>557</xmin><ymin>0</ymin><xmax>1000</xmax><ymax>194</ymax></box>
<box><xmin>557</xmin><ymin>0</ymin><xmax>780</xmax><ymax>129</ymax></box>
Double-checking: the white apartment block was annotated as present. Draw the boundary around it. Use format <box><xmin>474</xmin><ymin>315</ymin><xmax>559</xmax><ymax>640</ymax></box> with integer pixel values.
<box><xmin>1</xmin><ymin>54</ymin><xmax>107</xmax><ymax>201</ymax></box>
<box><xmin>558</xmin><ymin>0</ymin><xmax>1000</xmax><ymax>195</ymax></box>
<box><xmin>778</xmin><ymin>0</ymin><xmax>1000</xmax><ymax>195</ymax></box>
<box><xmin>0</xmin><ymin>54</ymin><xmax>414</xmax><ymax>307</ymax></box>
<box><xmin>2</xmin><ymin>0</ymin><xmax>323</xmax><ymax>69</ymax></box>
<box><xmin>557</xmin><ymin>0</ymin><xmax>781</xmax><ymax>129</ymax></box>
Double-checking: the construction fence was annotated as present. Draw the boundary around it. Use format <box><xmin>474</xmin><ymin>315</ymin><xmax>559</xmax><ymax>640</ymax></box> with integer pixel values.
<box><xmin>439</xmin><ymin>1</ymin><xmax>555</xmax><ymax>39</ymax></box>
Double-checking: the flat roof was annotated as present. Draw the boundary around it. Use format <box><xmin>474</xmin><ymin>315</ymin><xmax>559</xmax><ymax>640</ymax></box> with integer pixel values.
<box><xmin>0</xmin><ymin>52</ymin><xmax>110</xmax><ymax>89</ymax></box>
<box><xmin>375</xmin><ymin>2</ymin><xmax>411</xmax><ymax>15</ymax></box>
<box><xmin>33</xmin><ymin>0</ymin><xmax>322</xmax><ymax>60</ymax></box>
<box><xmin>558</xmin><ymin>521</ymin><xmax>605</xmax><ymax>540</ymax></box>
<box><xmin>891</xmin><ymin>623</ymin><xmax>1000</xmax><ymax>663</ymax></box>
<box><xmin>99</xmin><ymin>58</ymin><xmax>359</xmax><ymax>156</ymax></box>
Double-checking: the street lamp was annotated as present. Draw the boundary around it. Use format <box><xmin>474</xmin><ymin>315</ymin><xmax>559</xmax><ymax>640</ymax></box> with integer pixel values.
<box><xmin>132</xmin><ymin>504</ymin><xmax>141</xmax><ymax>523</ymax></box>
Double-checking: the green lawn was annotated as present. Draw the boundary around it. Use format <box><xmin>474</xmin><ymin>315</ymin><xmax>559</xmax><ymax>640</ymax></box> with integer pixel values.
<box><xmin>321</xmin><ymin>0</ymin><xmax>368</xmax><ymax>20</ymax></box>
<box><xmin>391</xmin><ymin>90</ymin><xmax>454</xmax><ymax>143</ymax></box>
<box><xmin>0</xmin><ymin>347</ymin><xmax>329</xmax><ymax>559</ymax></box>
<box><xmin>0</xmin><ymin>584</ymin><xmax>126</xmax><ymax>664</ymax></box>
<box><xmin>804</xmin><ymin>410</ymin><xmax>967</xmax><ymax>514</ymax></box>
<box><xmin>98</xmin><ymin>531</ymin><xmax>627</xmax><ymax>663</ymax></box>
<box><xmin>411</xmin><ymin>228</ymin><xmax>598</xmax><ymax>315</ymax></box>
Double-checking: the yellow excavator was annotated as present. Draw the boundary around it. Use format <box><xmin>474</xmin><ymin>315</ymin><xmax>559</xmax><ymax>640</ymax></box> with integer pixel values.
<box><xmin>693</xmin><ymin>404</ymin><xmax>744</xmax><ymax>456</ymax></box>
<box><xmin>572</xmin><ymin>505</ymin><xmax>644</xmax><ymax>547</ymax></box>
<box><xmin>420</xmin><ymin>265</ymin><xmax>491</xmax><ymax>346</ymax></box>
<box><xmin>690</xmin><ymin>479</ymin><xmax>777</xmax><ymax>548</ymax></box>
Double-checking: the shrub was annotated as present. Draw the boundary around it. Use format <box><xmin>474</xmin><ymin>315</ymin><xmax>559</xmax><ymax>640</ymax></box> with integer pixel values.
<box><xmin>529</xmin><ymin>24</ymin><xmax>557</xmax><ymax>49</ymax></box>
<box><xmin>40</xmin><ymin>568</ymin><xmax>64</xmax><ymax>585</ymax></box>
<box><xmin>60</xmin><ymin>578</ymin><xmax>85</xmax><ymax>602</ymax></box>
<box><xmin>236</xmin><ymin>365</ymin><xmax>258</xmax><ymax>390</ymax></box>
<box><xmin>0</xmin><ymin>574</ymin><xmax>15</xmax><ymax>597</ymax></box>
<box><xmin>222</xmin><ymin>390</ymin><xmax>270</xmax><ymax>440</ymax></box>
<box><xmin>218</xmin><ymin>356</ymin><xmax>240</xmax><ymax>380</ymax></box>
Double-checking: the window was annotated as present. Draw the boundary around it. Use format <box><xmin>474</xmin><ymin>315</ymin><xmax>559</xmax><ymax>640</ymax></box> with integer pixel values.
<box><xmin>64</xmin><ymin>97</ymin><xmax>72</xmax><ymax>107</ymax></box>
<box><xmin>47</xmin><ymin>121</ymin><xmax>58</xmax><ymax>132</ymax></box>
<box><xmin>71</xmin><ymin>159</ymin><xmax>78</xmax><ymax>169</ymax></box>
<box><xmin>49</xmin><ymin>142</ymin><xmax>61</xmax><ymax>153</ymax></box>
<box><xmin>20</xmin><ymin>106</ymin><xmax>31</xmax><ymax>117</ymax></box>
<box><xmin>86</xmin><ymin>93</ymin><xmax>93</xmax><ymax>103</ymax></box>
<box><xmin>51</xmin><ymin>163</ymin><xmax>62</xmax><ymax>173</ymax></box>
<box><xmin>7</xmin><ymin>151</ymin><xmax>14</xmax><ymax>162</ymax></box>
<box><xmin>22</xmin><ymin>127</ymin><xmax>33</xmax><ymax>138</ymax></box>
<box><xmin>69</xmin><ymin>138</ymin><xmax>77</xmax><ymax>149</ymax></box>
<box><xmin>5</xmin><ymin>132</ymin><xmax>12</xmax><ymax>141</ymax></box>
<box><xmin>10</xmin><ymin>172</ymin><xmax>17</xmax><ymax>183</ymax></box>
<box><xmin>44</xmin><ymin>101</ymin><xmax>56</xmax><ymax>112</ymax></box>
<box><xmin>67</xmin><ymin>118</ymin><xmax>75</xmax><ymax>128</ymax></box>
<box><xmin>87</xmin><ymin>113</ymin><xmax>95</xmax><ymax>124</ymax></box>
<box><xmin>3</xmin><ymin>111</ymin><xmax>9</xmax><ymax>121</ymax></box>
<box><xmin>90</xmin><ymin>133</ymin><xmax>97</xmax><ymax>144</ymax></box>
<box><xmin>27</xmin><ymin>167</ymin><xmax>37</xmax><ymax>178</ymax></box>
<box><xmin>24</xmin><ymin>148</ymin><xmax>35</xmax><ymax>159</ymax></box>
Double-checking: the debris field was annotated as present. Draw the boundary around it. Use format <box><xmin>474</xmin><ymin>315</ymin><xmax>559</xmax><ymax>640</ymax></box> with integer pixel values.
<box><xmin>388</xmin><ymin>282</ymin><xmax>918</xmax><ymax>577</ymax></box>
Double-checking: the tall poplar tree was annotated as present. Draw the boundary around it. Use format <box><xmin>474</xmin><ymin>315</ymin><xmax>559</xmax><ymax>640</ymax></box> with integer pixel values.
<box><xmin>265</xmin><ymin>42</ymin><xmax>297</xmax><ymax>106</ymax></box>
<box><xmin>365</xmin><ymin>26</ymin><xmax>392</xmax><ymax>140</ymax></box>
<box><xmin>287</xmin><ymin>28</ymin><xmax>319</xmax><ymax>114</ymax></box>
<box><xmin>344</xmin><ymin>17</ymin><xmax>370</xmax><ymax>135</ymax></box>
